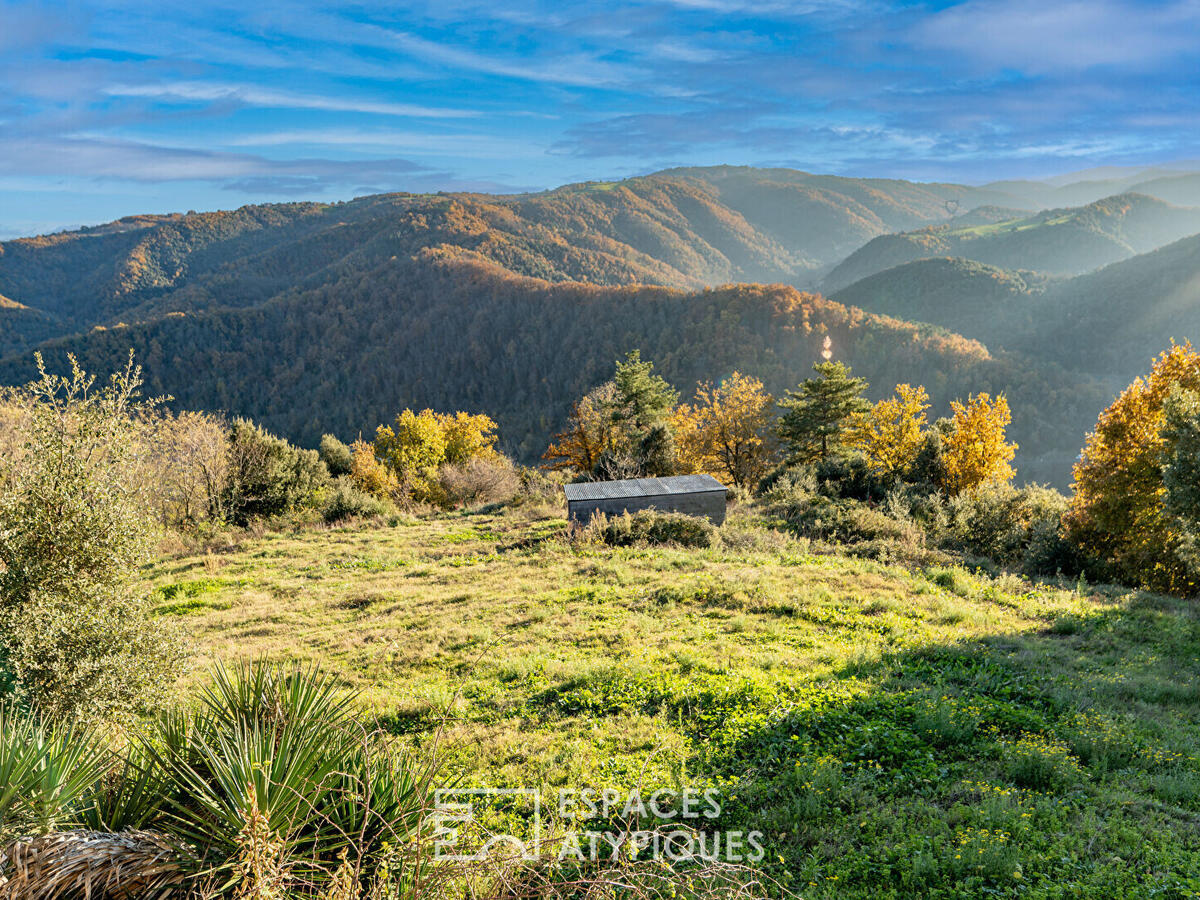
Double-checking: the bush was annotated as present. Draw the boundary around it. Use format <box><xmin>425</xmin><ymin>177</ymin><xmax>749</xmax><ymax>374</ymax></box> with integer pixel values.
<box><xmin>757</xmin><ymin>463</ymin><xmax>817</xmax><ymax>501</ymax></box>
<box><xmin>759</xmin><ymin>454</ymin><xmax>889</xmax><ymax>503</ymax></box>
<box><xmin>224</xmin><ymin>420</ymin><xmax>328</xmax><ymax>525</ymax></box>
<box><xmin>318</xmin><ymin>434</ymin><xmax>354</xmax><ymax>476</ymax></box>
<box><xmin>585</xmin><ymin>510</ymin><xmax>718</xmax><ymax>548</ymax></box>
<box><xmin>905</xmin><ymin>427</ymin><xmax>950</xmax><ymax>491</ymax></box>
<box><xmin>940</xmin><ymin>484</ymin><xmax>1076</xmax><ymax>575</ymax></box>
<box><xmin>139</xmin><ymin>409</ymin><xmax>230</xmax><ymax>528</ymax></box>
<box><xmin>517</xmin><ymin>466</ymin><xmax>563</xmax><ymax>505</ymax></box>
<box><xmin>0</xmin><ymin>354</ymin><xmax>188</xmax><ymax>724</ymax></box>
<box><xmin>321</xmin><ymin>477</ymin><xmax>394</xmax><ymax>523</ymax></box>
<box><xmin>776</xmin><ymin>494</ymin><xmax>923</xmax><ymax>546</ymax></box>
<box><xmin>439</xmin><ymin>455</ymin><xmax>520</xmax><ymax>508</ymax></box>
<box><xmin>813</xmin><ymin>453</ymin><xmax>887</xmax><ymax>502</ymax></box>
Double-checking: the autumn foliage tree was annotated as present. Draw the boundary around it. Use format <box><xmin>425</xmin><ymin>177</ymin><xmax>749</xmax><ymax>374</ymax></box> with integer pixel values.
<box><xmin>852</xmin><ymin>383</ymin><xmax>930</xmax><ymax>480</ymax></box>
<box><xmin>672</xmin><ymin>372</ymin><xmax>777</xmax><ymax>488</ymax></box>
<box><xmin>543</xmin><ymin>351</ymin><xmax>679</xmax><ymax>478</ymax></box>
<box><xmin>439</xmin><ymin>410</ymin><xmax>500</xmax><ymax>464</ymax></box>
<box><xmin>940</xmin><ymin>393</ymin><xmax>1017</xmax><ymax>495</ymax></box>
<box><xmin>1068</xmin><ymin>343</ymin><xmax>1200</xmax><ymax>592</ymax></box>
<box><xmin>350</xmin><ymin>438</ymin><xmax>399</xmax><ymax>498</ymax></box>
<box><xmin>542</xmin><ymin>383</ymin><xmax>620</xmax><ymax>474</ymax></box>
<box><xmin>371</xmin><ymin>408</ymin><xmax>499</xmax><ymax>503</ymax></box>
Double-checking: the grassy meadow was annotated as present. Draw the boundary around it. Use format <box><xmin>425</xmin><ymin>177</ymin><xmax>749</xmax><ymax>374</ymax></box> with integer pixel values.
<box><xmin>150</xmin><ymin>501</ymin><xmax>1200</xmax><ymax>899</ymax></box>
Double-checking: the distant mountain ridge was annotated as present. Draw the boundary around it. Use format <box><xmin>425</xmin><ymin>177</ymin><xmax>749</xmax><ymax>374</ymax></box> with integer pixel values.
<box><xmin>829</xmin><ymin>232</ymin><xmax>1200</xmax><ymax>395</ymax></box>
<box><xmin>982</xmin><ymin>167</ymin><xmax>1200</xmax><ymax>208</ymax></box>
<box><xmin>0</xmin><ymin>166</ymin><xmax>1017</xmax><ymax>346</ymax></box>
<box><xmin>823</xmin><ymin>193</ymin><xmax>1200</xmax><ymax>291</ymax></box>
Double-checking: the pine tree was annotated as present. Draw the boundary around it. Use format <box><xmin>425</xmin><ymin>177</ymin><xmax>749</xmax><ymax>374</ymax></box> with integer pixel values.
<box><xmin>546</xmin><ymin>351</ymin><xmax>681</xmax><ymax>478</ymax></box>
<box><xmin>611</xmin><ymin>350</ymin><xmax>679</xmax><ymax>433</ymax></box>
<box><xmin>776</xmin><ymin>361</ymin><xmax>870</xmax><ymax>462</ymax></box>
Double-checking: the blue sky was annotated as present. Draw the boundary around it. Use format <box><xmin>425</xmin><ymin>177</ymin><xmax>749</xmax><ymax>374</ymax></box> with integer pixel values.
<box><xmin>2</xmin><ymin>0</ymin><xmax>1199</xmax><ymax>237</ymax></box>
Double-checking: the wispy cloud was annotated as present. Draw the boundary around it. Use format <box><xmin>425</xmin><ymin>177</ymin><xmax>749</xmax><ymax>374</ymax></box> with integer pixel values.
<box><xmin>104</xmin><ymin>82</ymin><xmax>477</xmax><ymax>118</ymax></box>
<box><xmin>2</xmin><ymin>0</ymin><xmax>1200</xmax><ymax>234</ymax></box>
<box><xmin>380</xmin><ymin>28</ymin><xmax>636</xmax><ymax>87</ymax></box>
<box><xmin>0</xmin><ymin>135</ymin><xmax>429</xmax><ymax>185</ymax></box>
<box><xmin>908</xmin><ymin>0</ymin><xmax>1200</xmax><ymax>73</ymax></box>
<box><xmin>228</xmin><ymin>128</ymin><xmax>545</xmax><ymax>158</ymax></box>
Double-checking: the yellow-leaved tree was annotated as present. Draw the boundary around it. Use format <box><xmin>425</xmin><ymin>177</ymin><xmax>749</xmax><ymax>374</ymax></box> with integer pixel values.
<box><xmin>1067</xmin><ymin>342</ymin><xmax>1200</xmax><ymax>592</ymax></box>
<box><xmin>852</xmin><ymin>383</ymin><xmax>929</xmax><ymax>479</ymax></box>
<box><xmin>436</xmin><ymin>411</ymin><xmax>499</xmax><ymax>464</ymax></box>
<box><xmin>374</xmin><ymin>409</ymin><xmax>446</xmax><ymax>492</ymax></box>
<box><xmin>371</xmin><ymin>408</ymin><xmax>500</xmax><ymax>502</ymax></box>
<box><xmin>942</xmin><ymin>393</ymin><xmax>1017</xmax><ymax>495</ymax></box>
<box><xmin>349</xmin><ymin>439</ymin><xmax>399</xmax><ymax>499</ymax></box>
<box><xmin>671</xmin><ymin>372</ymin><xmax>776</xmax><ymax>488</ymax></box>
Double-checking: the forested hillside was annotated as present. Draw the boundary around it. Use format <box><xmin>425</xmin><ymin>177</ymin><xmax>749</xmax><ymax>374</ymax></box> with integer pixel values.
<box><xmin>830</xmin><ymin>258</ymin><xmax>1053</xmax><ymax>350</ymax></box>
<box><xmin>0</xmin><ymin>166</ymin><xmax>1014</xmax><ymax>353</ymax></box>
<box><xmin>829</xmin><ymin>231</ymin><xmax>1200</xmax><ymax>373</ymax></box>
<box><xmin>823</xmin><ymin>193</ymin><xmax>1200</xmax><ymax>290</ymax></box>
<box><xmin>7</xmin><ymin>165</ymin><xmax>1200</xmax><ymax>487</ymax></box>
<box><xmin>1022</xmin><ymin>232</ymin><xmax>1200</xmax><ymax>375</ymax></box>
<box><xmin>0</xmin><ymin>249</ymin><xmax>1101</xmax><ymax>483</ymax></box>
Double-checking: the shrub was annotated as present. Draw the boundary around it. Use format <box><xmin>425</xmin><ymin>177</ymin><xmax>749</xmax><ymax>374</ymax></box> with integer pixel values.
<box><xmin>757</xmin><ymin>462</ymin><xmax>817</xmax><ymax>500</ymax></box>
<box><xmin>439</xmin><ymin>455</ymin><xmax>520</xmax><ymax>507</ymax></box>
<box><xmin>586</xmin><ymin>510</ymin><xmax>718</xmax><ymax>549</ymax></box>
<box><xmin>813</xmin><ymin>453</ymin><xmax>887</xmax><ymax>501</ymax></box>
<box><xmin>224</xmin><ymin>420</ymin><xmax>328</xmax><ymax>525</ymax></box>
<box><xmin>0</xmin><ymin>354</ymin><xmax>188</xmax><ymax>723</ymax></box>
<box><xmin>349</xmin><ymin>439</ymin><xmax>399</xmax><ymax>500</ymax></box>
<box><xmin>321</xmin><ymin>477</ymin><xmax>393</xmax><ymax>523</ymax></box>
<box><xmin>776</xmin><ymin>494</ymin><xmax>922</xmax><ymax>546</ymax></box>
<box><xmin>140</xmin><ymin>409</ymin><xmax>230</xmax><ymax>528</ymax></box>
<box><xmin>760</xmin><ymin>454</ymin><xmax>886</xmax><ymax>503</ymax></box>
<box><xmin>318</xmin><ymin>434</ymin><xmax>354</xmax><ymax>476</ymax></box>
<box><xmin>517</xmin><ymin>466</ymin><xmax>563</xmax><ymax>505</ymax></box>
<box><xmin>905</xmin><ymin>427</ymin><xmax>949</xmax><ymax>491</ymax></box>
<box><xmin>940</xmin><ymin>484</ymin><xmax>1075</xmax><ymax>575</ymax></box>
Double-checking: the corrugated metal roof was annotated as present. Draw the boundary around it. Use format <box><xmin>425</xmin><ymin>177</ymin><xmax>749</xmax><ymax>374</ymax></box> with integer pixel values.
<box><xmin>563</xmin><ymin>474</ymin><xmax>727</xmax><ymax>502</ymax></box>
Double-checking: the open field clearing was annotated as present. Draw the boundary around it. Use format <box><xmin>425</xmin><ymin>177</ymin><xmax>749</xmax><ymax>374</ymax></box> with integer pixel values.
<box><xmin>150</xmin><ymin>504</ymin><xmax>1200</xmax><ymax>898</ymax></box>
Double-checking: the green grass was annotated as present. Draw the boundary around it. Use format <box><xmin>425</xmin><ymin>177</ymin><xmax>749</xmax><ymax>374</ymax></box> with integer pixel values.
<box><xmin>945</xmin><ymin>212</ymin><xmax>1075</xmax><ymax>239</ymax></box>
<box><xmin>147</xmin><ymin>503</ymin><xmax>1200</xmax><ymax>898</ymax></box>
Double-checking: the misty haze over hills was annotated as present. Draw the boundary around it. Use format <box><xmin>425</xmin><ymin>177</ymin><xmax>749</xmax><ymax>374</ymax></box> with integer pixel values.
<box><xmin>3</xmin><ymin>163</ymin><xmax>1200</xmax><ymax>487</ymax></box>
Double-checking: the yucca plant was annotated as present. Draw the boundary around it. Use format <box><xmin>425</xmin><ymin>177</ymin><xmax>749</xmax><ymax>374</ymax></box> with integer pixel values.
<box><xmin>155</xmin><ymin>714</ymin><xmax>354</xmax><ymax>885</ymax></box>
<box><xmin>3</xmin><ymin>663</ymin><xmax>441</xmax><ymax>899</ymax></box>
<box><xmin>147</xmin><ymin>661</ymin><xmax>434</xmax><ymax>896</ymax></box>
<box><xmin>199</xmin><ymin>662</ymin><xmax>356</xmax><ymax>734</ymax></box>
<box><xmin>0</xmin><ymin>702</ymin><xmax>108</xmax><ymax>838</ymax></box>
<box><xmin>80</xmin><ymin>743</ymin><xmax>170</xmax><ymax>833</ymax></box>
<box><xmin>315</xmin><ymin>736</ymin><xmax>438</xmax><ymax>894</ymax></box>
